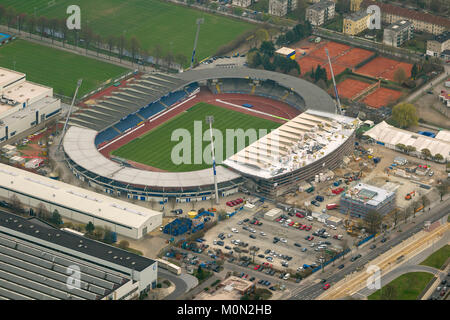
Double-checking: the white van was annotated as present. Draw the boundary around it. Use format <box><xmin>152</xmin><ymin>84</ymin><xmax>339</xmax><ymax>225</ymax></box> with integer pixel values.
<box><xmin>283</xmin><ymin>273</ymin><xmax>290</xmax><ymax>280</ymax></box>
<box><xmin>306</xmin><ymin>216</ymin><xmax>313</xmax><ymax>221</ymax></box>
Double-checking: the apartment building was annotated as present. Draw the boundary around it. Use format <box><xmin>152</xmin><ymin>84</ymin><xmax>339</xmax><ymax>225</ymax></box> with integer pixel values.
<box><xmin>383</xmin><ymin>20</ymin><xmax>414</xmax><ymax>47</ymax></box>
<box><xmin>362</xmin><ymin>0</ymin><xmax>450</xmax><ymax>35</ymax></box>
<box><xmin>343</xmin><ymin>10</ymin><xmax>371</xmax><ymax>35</ymax></box>
<box><xmin>426</xmin><ymin>31</ymin><xmax>450</xmax><ymax>57</ymax></box>
<box><xmin>306</xmin><ymin>0</ymin><xmax>336</xmax><ymax>26</ymax></box>
<box><xmin>269</xmin><ymin>0</ymin><xmax>297</xmax><ymax>17</ymax></box>
<box><xmin>232</xmin><ymin>0</ymin><xmax>252</xmax><ymax>7</ymax></box>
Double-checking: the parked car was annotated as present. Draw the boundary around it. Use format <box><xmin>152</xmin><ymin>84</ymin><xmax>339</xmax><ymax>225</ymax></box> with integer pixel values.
<box><xmin>323</xmin><ymin>283</ymin><xmax>330</xmax><ymax>290</ymax></box>
<box><xmin>338</xmin><ymin>264</ymin><xmax>345</xmax><ymax>269</ymax></box>
<box><xmin>294</xmin><ymin>243</ymin><xmax>302</xmax><ymax>247</ymax></box>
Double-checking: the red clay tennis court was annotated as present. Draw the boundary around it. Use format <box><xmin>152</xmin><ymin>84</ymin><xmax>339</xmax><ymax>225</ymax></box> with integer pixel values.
<box><xmin>356</xmin><ymin>57</ymin><xmax>413</xmax><ymax>81</ymax></box>
<box><xmin>297</xmin><ymin>41</ymin><xmax>376</xmax><ymax>79</ymax></box>
<box><xmin>334</xmin><ymin>79</ymin><xmax>372</xmax><ymax>99</ymax></box>
<box><xmin>309</xmin><ymin>41</ymin><xmax>351</xmax><ymax>60</ymax></box>
<box><xmin>323</xmin><ymin>63</ymin><xmax>347</xmax><ymax>80</ymax></box>
<box><xmin>334</xmin><ymin>48</ymin><xmax>375</xmax><ymax>68</ymax></box>
<box><xmin>297</xmin><ymin>56</ymin><xmax>324</xmax><ymax>76</ymax></box>
<box><xmin>362</xmin><ymin>87</ymin><xmax>403</xmax><ymax>108</ymax></box>
<box><xmin>380</xmin><ymin>62</ymin><xmax>412</xmax><ymax>81</ymax></box>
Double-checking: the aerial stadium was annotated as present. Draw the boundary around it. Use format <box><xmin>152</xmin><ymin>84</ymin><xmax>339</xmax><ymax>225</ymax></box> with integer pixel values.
<box><xmin>63</xmin><ymin>67</ymin><xmax>357</xmax><ymax>202</ymax></box>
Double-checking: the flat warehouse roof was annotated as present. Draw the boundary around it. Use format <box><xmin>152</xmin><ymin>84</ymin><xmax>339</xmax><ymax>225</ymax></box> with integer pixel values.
<box><xmin>2</xmin><ymin>81</ymin><xmax>52</xmax><ymax>103</ymax></box>
<box><xmin>0</xmin><ymin>210</ymin><xmax>156</xmax><ymax>273</ymax></box>
<box><xmin>0</xmin><ymin>67</ymin><xmax>25</xmax><ymax>89</ymax></box>
<box><xmin>0</xmin><ymin>163</ymin><xmax>161</xmax><ymax>230</ymax></box>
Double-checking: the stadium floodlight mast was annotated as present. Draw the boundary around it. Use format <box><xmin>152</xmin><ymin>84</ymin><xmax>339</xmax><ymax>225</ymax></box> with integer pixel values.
<box><xmin>206</xmin><ymin>115</ymin><xmax>219</xmax><ymax>205</ymax></box>
<box><xmin>191</xmin><ymin>18</ymin><xmax>204</xmax><ymax>69</ymax></box>
<box><xmin>325</xmin><ymin>48</ymin><xmax>342</xmax><ymax>115</ymax></box>
<box><xmin>58</xmin><ymin>79</ymin><xmax>83</xmax><ymax>151</ymax></box>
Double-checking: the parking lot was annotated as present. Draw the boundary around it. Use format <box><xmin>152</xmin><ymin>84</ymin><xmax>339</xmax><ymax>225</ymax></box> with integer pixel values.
<box><xmin>202</xmin><ymin>203</ymin><xmax>353</xmax><ymax>275</ymax></box>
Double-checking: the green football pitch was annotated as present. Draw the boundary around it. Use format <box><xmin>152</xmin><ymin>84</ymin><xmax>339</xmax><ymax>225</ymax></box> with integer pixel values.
<box><xmin>0</xmin><ymin>39</ymin><xmax>128</xmax><ymax>97</ymax></box>
<box><xmin>111</xmin><ymin>103</ymin><xmax>281</xmax><ymax>172</ymax></box>
<box><xmin>2</xmin><ymin>0</ymin><xmax>255</xmax><ymax>61</ymax></box>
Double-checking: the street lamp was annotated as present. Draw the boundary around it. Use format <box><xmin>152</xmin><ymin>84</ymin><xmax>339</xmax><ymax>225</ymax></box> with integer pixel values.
<box><xmin>206</xmin><ymin>116</ymin><xmax>219</xmax><ymax>205</ymax></box>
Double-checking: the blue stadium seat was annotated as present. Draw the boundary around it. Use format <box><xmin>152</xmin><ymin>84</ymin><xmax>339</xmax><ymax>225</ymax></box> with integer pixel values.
<box><xmin>95</xmin><ymin>127</ymin><xmax>120</xmax><ymax>146</ymax></box>
<box><xmin>138</xmin><ymin>102</ymin><xmax>165</xmax><ymax>119</ymax></box>
<box><xmin>160</xmin><ymin>91</ymin><xmax>186</xmax><ymax>107</ymax></box>
<box><xmin>185</xmin><ymin>83</ymin><xmax>199</xmax><ymax>94</ymax></box>
<box><xmin>114</xmin><ymin>114</ymin><xmax>141</xmax><ymax>133</ymax></box>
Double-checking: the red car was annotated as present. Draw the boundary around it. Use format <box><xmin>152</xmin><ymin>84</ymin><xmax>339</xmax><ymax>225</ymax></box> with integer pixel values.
<box><xmin>332</xmin><ymin>187</ymin><xmax>344</xmax><ymax>195</ymax></box>
<box><xmin>276</xmin><ymin>217</ymin><xmax>282</xmax><ymax>222</ymax></box>
<box><xmin>254</xmin><ymin>265</ymin><xmax>260</xmax><ymax>270</ymax></box>
<box><xmin>236</xmin><ymin>198</ymin><xmax>243</xmax><ymax>204</ymax></box>
<box><xmin>226</xmin><ymin>201</ymin><xmax>233</xmax><ymax>207</ymax></box>
<box><xmin>308</xmin><ymin>236</ymin><xmax>314</xmax><ymax>241</ymax></box>
<box><xmin>323</xmin><ymin>284</ymin><xmax>330</xmax><ymax>290</ymax></box>
<box><xmin>300</xmin><ymin>225</ymin><xmax>306</xmax><ymax>230</ymax></box>
<box><xmin>305</xmin><ymin>226</ymin><xmax>312</xmax><ymax>231</ymax></box>
<box><xmin>296</xmin><ymin>213</ymin><xmax>305</xmax><ymax>218</ymax></box>
<box><xmin>289</xmin><ymin>221</ymin><xmax>295</xmax><ymax>226</ymax></box>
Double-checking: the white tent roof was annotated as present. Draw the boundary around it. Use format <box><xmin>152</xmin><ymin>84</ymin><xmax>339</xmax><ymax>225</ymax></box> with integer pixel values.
<box><xmin>365</xmin><ymin>121</ymin><xmax>450</xmax><ymax>160</ymax></box>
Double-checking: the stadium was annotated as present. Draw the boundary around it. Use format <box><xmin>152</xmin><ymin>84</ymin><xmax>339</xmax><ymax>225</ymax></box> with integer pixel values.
<box><xmin>63</xmin><ymin>67</ymin><xmax>357</xmax><ymax>202</ymax></box>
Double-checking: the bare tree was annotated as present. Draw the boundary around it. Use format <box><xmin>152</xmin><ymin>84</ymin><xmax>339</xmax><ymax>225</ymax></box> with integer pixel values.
<box><xmin>106</xmin><ymin>35</ymin><xmax>117</xmax><ymax>59</ymax></box>
<box><xmin>129</xmin><ymin>36</ymin><xmax>141</xmax><ymax>64</ymax></box>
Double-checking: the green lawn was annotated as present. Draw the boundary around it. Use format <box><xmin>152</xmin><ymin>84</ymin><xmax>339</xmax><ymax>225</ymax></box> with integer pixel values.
<box><xmin>111</xmin><ymin>102</ymin><xmax>280</xmax><ymax>172</ymax></box>
<box><xmin>368</xmin><ymin>272</ymin><xmax>434</xmax><ymax>300</ymax></box>
<box><xmin>420</xmin><ymin>245</ymin><xmax>450</xmax><ymax>269</ymax></box>
<box><xmin>2</xmin><ymin>0</ymin><xmax>255</xmax><ymax>61</ymax></box>
<box><xmin>0</xmin><ymin>39</ymin><xmax>128</xmax><ymax>97</ymax></box>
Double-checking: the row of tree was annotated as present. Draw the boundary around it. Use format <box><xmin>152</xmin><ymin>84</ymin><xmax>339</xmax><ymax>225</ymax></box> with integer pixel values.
<box><xmin>275</xmin><ymin>22</ymin><xmax>312</xmax><ymax>47</ymax></box>
<box><xmin>247</xmin><ymin>40</ymin><xmax>300</xmax><ymax>75</ymax></box>
<box><xmin>0</xmin><ymin>4</ymin><xmax>188</xmax><ymax>68</ymax></box>
<box><xmin>394</xmin><ymin>143</ymin><xmax>444</xmax><ymax>162</ymax></box>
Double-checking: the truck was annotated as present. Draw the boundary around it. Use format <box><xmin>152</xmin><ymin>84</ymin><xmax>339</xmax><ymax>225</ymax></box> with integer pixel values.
<box><xmin>326</xmin><ymin>203</ymin><xmax>338</xmax><ymax>210</ymax></box>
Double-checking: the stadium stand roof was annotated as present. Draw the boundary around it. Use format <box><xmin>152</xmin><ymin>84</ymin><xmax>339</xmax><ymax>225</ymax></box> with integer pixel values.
<box><xmin>63</xmin><ymin>126</ymin><xmax>242</xmax><ymax>189</ymax></box>
<box><xmin>177</xmin><ymin>68</ymin><xmax>336</xmax><ymax>113</ymax></box>
<box><xmin>0</xmin><ymin>210</ymin><xmax>156</xmax><ymax>300</ymax></box>
<box><xmin>223</xmin><ymin>110</ymin><xmax>357</xmax><ymax>179</ymax></box>
<box><xmin>0</xmin><ymin>163</ymin><xmax>161</xmax><ymax>230</ymax></box>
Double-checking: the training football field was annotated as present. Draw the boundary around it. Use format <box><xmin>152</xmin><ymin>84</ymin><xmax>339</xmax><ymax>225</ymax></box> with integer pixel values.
<box><xmin>2</xmin><ymin>0</ymin><xmax>254</xmax><ymax>61</ymax></box>
<box><xmin>111</xmin><ymin>103</ymin><xmax>280</xmax><ymax>172</ymax></box>
<box><xmin>0</xmin><ymin>39</ymin><xmax>128</xmax><ymax>97</ymax></box>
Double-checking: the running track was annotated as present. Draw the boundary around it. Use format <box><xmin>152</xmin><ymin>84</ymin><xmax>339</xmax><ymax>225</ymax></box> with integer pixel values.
<box><xmin>99</xmin><ymin>88</ymin><xmax>302</xmax><ymax>160</ymax></box>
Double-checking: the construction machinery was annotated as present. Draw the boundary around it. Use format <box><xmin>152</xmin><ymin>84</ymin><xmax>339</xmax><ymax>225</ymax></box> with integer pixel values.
<box><xmin>405</xmin><ymin>191</ymin><xmax>415</xmax><ymax>200</ymax></box>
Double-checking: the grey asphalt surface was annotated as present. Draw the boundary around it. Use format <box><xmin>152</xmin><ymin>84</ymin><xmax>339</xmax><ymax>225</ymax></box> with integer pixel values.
<box><xmin>159</xmin><ymin>268</ymin><xmax>188</xmax><ymax>300</ymax></box>
<box><xmin>353</xmin><ymin>265</ymin><xmax>439</xmax><ymax>299</ymax></box>
<box><xmin>289</xmin><ymin>197</ymin><xmax>450</xmax><ymax>300</ymax></box>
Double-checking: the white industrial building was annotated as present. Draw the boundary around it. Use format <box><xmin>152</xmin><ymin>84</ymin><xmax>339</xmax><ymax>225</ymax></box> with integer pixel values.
<box><xmin>0</xmin><ymin>210</ymin><xmax>158</xmax><ymax>300</ymax></box>
<box><xmin>0</xmin><ymin>163</ymin><xmax>162</xmax><ymax>239</ymax></box>
<box><xmin>0</xmin><ymin>67</ymin><xmax>61</xmax><ymax>143</ymax></box>
<box><xmin>364</xmin><ymin>121</ymin><xmax>450</xmax><ymax>162</ymax></box>
<box><xmin>264</xmin><ymin>208</ymin><xmax>283</xmax><ymax>221</ymax></box>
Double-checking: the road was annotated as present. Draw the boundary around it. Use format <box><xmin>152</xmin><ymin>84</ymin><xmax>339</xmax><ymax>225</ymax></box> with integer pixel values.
<box><xmin>353</xmin><ymin>231</ymin><xmax>449</xmax><ymax>299</ymax></box>
<box><xmin>405</xmin><ymin>64</ymin><xmax>450</xmax><ymax>103</ymax></box>
<box><xmin>289</xmin><ymin>196</ymin><xmax>450</xmax><ymax>300</ymax></box>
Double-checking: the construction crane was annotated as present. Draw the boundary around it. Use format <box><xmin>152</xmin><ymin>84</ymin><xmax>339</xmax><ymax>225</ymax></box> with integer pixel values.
<box><xmin>190</xmin><ymin>18</ymin><xmax>204</xmax><ymax>69</ymax></box>
<box><xmin>325</xmin><ymin>48</ymin><xmax>342</xmax><ymax>115</ymax></box>
<box><xmin>58</xmin><ymin>79</ymin><xmax>83</xmax><ymax>151</ymax></box>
